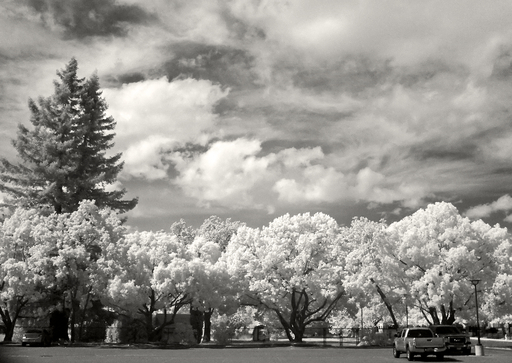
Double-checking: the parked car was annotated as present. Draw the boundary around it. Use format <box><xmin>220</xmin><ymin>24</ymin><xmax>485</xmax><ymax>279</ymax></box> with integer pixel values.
<box><xmin>21</xmin><ymin>328</ymin><xmax>51</xmax><ymax>347</ymax></box>
<box><xmin>393</xmin><ymin>327</ymin><xmax>446</xmax><ymax>361</ymax></box>
<box><xmin>429</xmin><ymin>325</ymin><xmax>471</xmax><ymax>355</ymax></box>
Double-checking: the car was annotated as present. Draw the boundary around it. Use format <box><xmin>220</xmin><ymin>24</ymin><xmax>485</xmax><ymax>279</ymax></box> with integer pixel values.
<box><xmin>21</xmin><ymin>328</ymin><xmax>52</xmax><ymax>347</ymax></box>
<box><xmin>429</xmin><ymin>325</ymin><xmax>471</xmax><ymax>355</ymax></box>
<box><xmin>393</xmin><ymin>327</ymin><xmax>446</xmax><ymax>361</ymax></box>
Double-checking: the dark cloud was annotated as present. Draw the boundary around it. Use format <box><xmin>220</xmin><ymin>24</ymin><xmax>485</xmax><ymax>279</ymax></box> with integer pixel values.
<box><xmin>291</xmin><ymin>56</ymin><xmax>394</xmax><ymax>94</ymax></box>
<box><xmin>163</xmin><ymin>42</ymin><xmax>258</xmax><ymax>89</ymax></box>
<box><xmin>103</xmin><ymin>71</ymin><xmax>146</xmax><ymax>87</ymax></box>
<box><xmin>26</xmin><ymin>0</ymin><xmax>155</xmax><ymax>39</ymax></box>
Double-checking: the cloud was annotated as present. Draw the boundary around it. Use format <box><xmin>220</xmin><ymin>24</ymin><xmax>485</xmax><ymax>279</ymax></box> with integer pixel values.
<box><xmin>23</xmin><ymin>0</ymin><xmax>155</xmax><ymax>39</ymax></box>
<box><xmin>103</xmin><ymin>76</ymin><xmax>229</xmax><ymax>179</ymax></box>
<box><xmin>465</xmin><ymin>195</ymin><xmax>512</xmax><ymax>219</ymax></box>
<box><xmin>122</xmin><ymin>136</ymin><xmax>177</xmax><ymax>180</ymax></box>
<box><xmin>169</xmin><ymin>138</ymin><xmax>432</xmax><ymax>213</ymax></box>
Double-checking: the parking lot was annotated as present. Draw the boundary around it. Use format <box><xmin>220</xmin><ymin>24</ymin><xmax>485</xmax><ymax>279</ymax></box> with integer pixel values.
<box><xmin>1</xmin><ymin>345</ymin><xmax>512</xmax><ymax>363</ymax></box>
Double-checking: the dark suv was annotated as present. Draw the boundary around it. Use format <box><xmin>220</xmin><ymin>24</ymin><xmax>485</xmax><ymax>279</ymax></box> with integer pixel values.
<box><xmin>429</xmin><ymin>325</ymin><xmax>471</xmax><ymax>355</ymax></box>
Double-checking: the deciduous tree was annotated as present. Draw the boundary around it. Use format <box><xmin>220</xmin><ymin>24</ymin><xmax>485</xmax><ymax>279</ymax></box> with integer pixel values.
<box><xmin>106</xmin><ymin>230</ymin><xmax>202</xmax><ymax>341</ymax></box>
<box><xmin>224</xmin><ymin>212</ymin><xmax>347</xmax><ymax>342</ymax></box>
<box><xmin>387</xmin><ymin>202</ymin><xmax>508</xmax><ymax>325</ymax></box>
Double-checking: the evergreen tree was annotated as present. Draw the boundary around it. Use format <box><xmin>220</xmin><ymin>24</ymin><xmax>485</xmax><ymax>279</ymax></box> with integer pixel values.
<box><xmin>0</xmin><ymin>58</ymin><xmax>137</xmax><ymax>214</ymax></box>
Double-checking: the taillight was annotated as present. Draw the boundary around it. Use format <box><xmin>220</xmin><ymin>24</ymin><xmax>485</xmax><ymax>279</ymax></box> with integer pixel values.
<box><xmin>412</xmin><ymin>338</ymin><xmax>416</xmax><ymax>348</ymax></box>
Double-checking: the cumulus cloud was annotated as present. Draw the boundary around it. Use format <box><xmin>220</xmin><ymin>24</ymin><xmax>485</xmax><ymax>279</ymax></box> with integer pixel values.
<box><xmin>169</xmin><ymin>138</ymin><xmax>433</xmax><ymax>213</ymax></box>
<box><xmin>103</xmin><ymin>77</ymin><xmax>229</xmax><ymax>179</ymax></box>
<box><xmin>465</xmin><ymin>195</ymin><xmax>512</xmax><ymax>219</ymax></box>
<box><xmin>171</xmin><ymin>138</ymin><xmax>271</xmax><ymax>209</ymax></box>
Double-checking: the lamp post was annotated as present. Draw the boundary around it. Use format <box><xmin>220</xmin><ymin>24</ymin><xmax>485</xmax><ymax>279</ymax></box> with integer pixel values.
<box><xmin>470</xmin><ymin>279</ymin><xmax>484</xmax><ymax>356</ymax></box>
<box><xmin>403</xmin><ymin>294</ymin><xmax>408</xmax><ymax>328</ymax></box>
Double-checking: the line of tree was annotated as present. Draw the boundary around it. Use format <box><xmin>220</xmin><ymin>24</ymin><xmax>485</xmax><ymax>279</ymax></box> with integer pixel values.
<box><xmin>1</xmin><ymin>201</ymin><xmax>511</xmax><ymax>343</ymax></box>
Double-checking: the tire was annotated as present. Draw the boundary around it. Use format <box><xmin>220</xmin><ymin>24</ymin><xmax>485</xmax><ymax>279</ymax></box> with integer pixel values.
<box><xmin>406</xmin><ymin>346</ymin><xmax>414</xmax><ymax>361</ymax></box>
<box><xmin>393</xmin><ymin>345</ymin><xmax>401</xmax><ymax>358</ymax></box>
<box><xmin>436</xmin><ymin>354</ymin><xmax>444</xmax><ymax>361</ymax></box>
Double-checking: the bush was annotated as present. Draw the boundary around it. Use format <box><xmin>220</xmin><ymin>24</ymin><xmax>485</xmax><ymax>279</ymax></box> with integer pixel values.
<box><xmin>211</xmin><ymin>315</ymin><xmax>235</xmax><ymax>345</ymax></box>
<box><xmin>105</xmin><ymin>318</ymin><xmax>147</xmax><ymax>344</ymax></box>
<box><xmin>164</xmin><ymin>323</ymin><xmax>197</xmax><ymax>346</ymax></box>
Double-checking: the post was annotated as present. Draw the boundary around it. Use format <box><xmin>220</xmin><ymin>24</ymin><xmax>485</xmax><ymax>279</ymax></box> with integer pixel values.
<box><xmin>470</xmin><ymin>279</ymin><xmax>484</xmax><ymax>356</ymax></box>
<box><xmin>360</xmin><ymin>304</ymin><xmax>364</xmax><ymax>342</ymax></box>
<box><xmin>404</xmin><ymin>295</ymin><xmax>408</xmax><ymax>328</ymax></box>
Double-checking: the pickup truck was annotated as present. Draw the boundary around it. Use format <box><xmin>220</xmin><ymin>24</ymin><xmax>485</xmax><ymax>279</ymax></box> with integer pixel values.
<box><xmin>429</xmin><ymin>325</ymin><xmax>472</xmax><ymax>354</ymax></box>
<box><xmin>393</xmin><ymin>327</ymin><xmax>447</xmax><ymax>361</ymax></box>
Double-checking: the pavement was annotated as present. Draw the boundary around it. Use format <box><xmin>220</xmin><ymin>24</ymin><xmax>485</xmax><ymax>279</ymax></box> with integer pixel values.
<box><xmin>1</xmin><ymin>336</ymin><xmax>511</xmax><ymax>350</ymax></box>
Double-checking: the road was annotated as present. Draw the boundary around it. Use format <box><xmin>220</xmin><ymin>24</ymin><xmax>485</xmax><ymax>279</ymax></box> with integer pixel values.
<box><xmin>1</xmin><ymin>345</ymin><xmax>511</xmax><ymax>363</ymax></box>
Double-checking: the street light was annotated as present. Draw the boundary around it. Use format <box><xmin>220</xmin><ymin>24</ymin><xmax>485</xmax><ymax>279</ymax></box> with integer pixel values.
<box><xmin>470</xmin><ymin>279</ymin><xmax>484</xmax><ymax>356</ymax></box>
<box><xmin>403</xmin><ymin>294</ymin><xmax>408</xmax><ymax>328</ymax></box>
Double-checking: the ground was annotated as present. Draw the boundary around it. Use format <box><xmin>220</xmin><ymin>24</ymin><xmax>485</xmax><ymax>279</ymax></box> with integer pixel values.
<box><xmin>1</xmin><ymin>345</ymin><xmax>512</xmax><ymax>363</ymax></box>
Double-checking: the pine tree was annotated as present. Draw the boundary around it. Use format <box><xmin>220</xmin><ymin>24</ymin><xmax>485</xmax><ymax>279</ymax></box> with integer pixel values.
<box><xmin>0</xmin><ymin>58</ymin><xmax>137</xmax><ymax>214</ymax></box>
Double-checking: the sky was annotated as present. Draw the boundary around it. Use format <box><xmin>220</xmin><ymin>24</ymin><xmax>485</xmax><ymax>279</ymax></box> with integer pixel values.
<box><xmin>2</xmin><ymin>0</ymin><xmax>512</xmax><ymax>232</ymax></box>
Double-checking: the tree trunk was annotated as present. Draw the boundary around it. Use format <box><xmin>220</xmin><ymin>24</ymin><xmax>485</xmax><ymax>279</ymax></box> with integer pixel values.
<box><xmin>440</xmin><ymin>302</ymin><xmax>456</xmax><ymax>325</ymax></box>
<box><xmin>78</xmin><ymin>289</ymin><xmax>92</xmax><ymax>341</ymax></box>
<box><xmin>203</xmin><ymin>309</ymin><xmax>212</xmax><ymax>343</ymax></box>
<box><xmin>0</xmin><ymin>299</ymin><xmax>26</xmax><ymax>342</ymax></box>
<box><xmin>429</xmin><ymin>307</ymin><xmax>441</xmax><ymax>325</ymax></box>
<box><xmin>370</xmin><ymin>278</ymin><xmax>399</xmax><ymax>328</ymax></box>
<box><xmin>2</xmin><ymin>320</ymin><xmax>15</xmax><ymax>342</ymax></box>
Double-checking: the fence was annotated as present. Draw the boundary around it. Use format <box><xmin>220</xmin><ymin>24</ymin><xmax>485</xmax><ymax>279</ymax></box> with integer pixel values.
<box><xmin>227</xmin><ymin>326</ymin><xmax>397</xmax><ymax>347</ymax></box>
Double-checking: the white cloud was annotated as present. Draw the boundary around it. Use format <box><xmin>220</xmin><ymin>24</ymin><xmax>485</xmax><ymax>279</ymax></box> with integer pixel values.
<box><xmin>465</xmin><ymin>195</ymin><xmax>512</xmax><ymax>219</ymax></box>
<box><xmin>104</xmin><ymin>77</ymin><xmax>228</xmax><ymax>148</ymax></box>
<box><xmin>103</xmin><ymin>77</ymin><xmax>229</xmax><ymax>180</ymax></box>
<box><xmin>273</xmin><ymin>165</ymin><xmax>346</xmax><ymax>204</ymax></box>
<box><xmin>122</xmin><ymin>135</ymin><xmax>177</xmax><ymax>180</ymax></box>
<box><xmin>169</xmin><ymin>138</ymin><xmax>432</xmax><ymax>211</ymax></box>
<box><xmin>171</xmin><ymin>138</ymin><xmax>268</xmax><ymax>206</ymax></box>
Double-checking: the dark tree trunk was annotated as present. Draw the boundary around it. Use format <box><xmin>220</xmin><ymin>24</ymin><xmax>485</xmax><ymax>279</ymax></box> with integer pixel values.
<box><xmin>189</xmin><ymin>307</ymin><xmax>204</xmax><ymax>344</ymax></box>
<box><xmin>2</xmin><ymin>320</ymin><xmax>15</xmax><ymax>342</ymax></box>
<box><xmin>203</xmin><ymin>309</ymin><xmax>213</xmax><ymax>343</ymax></box>
<box><xmin>370</xmin><ymin>278</ymin><xmax>399</xmax><ymax>328</ymax></box>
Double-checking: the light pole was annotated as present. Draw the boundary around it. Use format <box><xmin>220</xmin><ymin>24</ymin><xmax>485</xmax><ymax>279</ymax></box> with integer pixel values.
<box><xmin>470</xmin><ymin>279</ymin><xmax>484</xmax><ymax>356</ymax></box>
<box><xmin>404</xmin><ymin>295</ymin><xmax>408</xmax><ymax>328</ymax></box>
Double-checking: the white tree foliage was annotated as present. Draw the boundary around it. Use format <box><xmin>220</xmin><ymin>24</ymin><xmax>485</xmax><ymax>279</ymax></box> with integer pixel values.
<box><xmin>223</xmin><ymin>212</ymin><xmax>347</xmax><ymax>342</ymax></box>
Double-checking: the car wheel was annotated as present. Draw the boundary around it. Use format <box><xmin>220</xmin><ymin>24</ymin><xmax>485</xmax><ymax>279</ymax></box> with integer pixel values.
<box><xmin>406</xmin><ymin>346</ymin><xmax>414</xmax><ymax>361</ymax></box>
<box><xmin>393</xmin><ymin>345</ymin><xmax>401</xmax><ymax>358</ymax></box>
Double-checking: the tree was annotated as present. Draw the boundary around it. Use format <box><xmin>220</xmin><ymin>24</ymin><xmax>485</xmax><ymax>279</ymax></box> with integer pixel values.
<box><xmin>190</xmin><ymin>216</ymin><xmax>244</xmax><ymax>342</ymax></box>
<box><xmin>224</xmin><ymin>212</ymin><xmax>347</xmax><ymax>342</ymax></box>
<box><xmin>106</xmin><ymin>230</ymin><xmax>199</xmax><ymax>341</ymax></box>
<box><xmin>342</xmin><ymin>217</ymin><xmax>402</xmax><ymax>328</ymax></box>
<box><xmin>0</xmin><ymin>208</ymin><xmax>48</xmax><ymax>341</ymax></box>
<box><xmin>0</xmin><ymin>201</ymin><xmax>125</xmax><ymax>342</ymax></box>
<box><xmin>386</xmin><ymin>202</ymin><xmax>508</xmax><ymax>325</ymax></box>
<box><xmin>0</xmin><ymin>58</ymin><xmax>137</xmax><ymax>214</ymax></box>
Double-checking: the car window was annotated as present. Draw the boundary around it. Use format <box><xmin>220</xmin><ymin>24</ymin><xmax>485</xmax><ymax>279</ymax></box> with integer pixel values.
<box><xmin>408</xmin><ymin>330</ymin><xmax>433</xmax><ymax>338</ymax></box>
<box><xmin>434</xmin><ymin>327</ymin><xmax>460</xmax><ymax>334</ymax></box>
